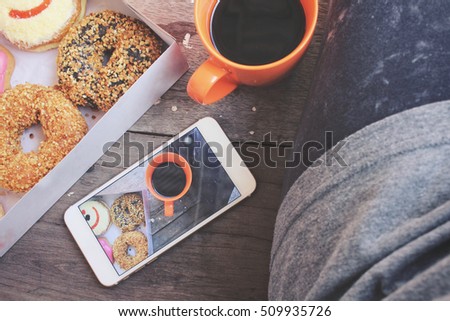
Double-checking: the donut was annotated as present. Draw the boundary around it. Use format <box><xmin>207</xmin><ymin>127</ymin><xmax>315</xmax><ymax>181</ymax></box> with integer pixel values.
<box><xmin>113</xmin><ymin>231</ymin><xmax>148</xmax><ymax>271</ymax></box>
<box><xmin>57</xmin><ymin>10</ymin><xmax>163</xmax><ymax>112</ymax></box>
<box><xmin>111</xmin><ymin>193</ymin><xmax>145</xmax><ymax>232</ymax></box>
<box><xmin>0</xmin><ymin>46</ymin><xmax>15</xmax><ymax>94</ymax></box>
<box><xmin>0</xmin><ymin>0</ymin><xmax>86</xmax><ymax>51</ymax></box>
<box><xmin>80</xmin><ymin>200</ymin><xmax>111</xmax><ymax>236</ymax></box>
<box><xmin>98</xmin><ymin>237</ymin><xmax>114</xmax><ymax>263</ymax></box>
<box><xmin>0</xmin><ymin>84</ymin><xmax>87</xmax><ymax>192</ymax></box>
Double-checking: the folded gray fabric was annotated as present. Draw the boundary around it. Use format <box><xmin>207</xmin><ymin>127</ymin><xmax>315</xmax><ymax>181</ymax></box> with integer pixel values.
<box><xmin>269</xmin><ymin>101</ymin><xmax>450</xmax><ymax>300</ymax></box>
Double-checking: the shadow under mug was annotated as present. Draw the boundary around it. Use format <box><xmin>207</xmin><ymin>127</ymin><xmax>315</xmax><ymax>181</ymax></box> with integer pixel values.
<box><xmin>145</xmin><ymin>152</ymin><xmax>193</xmax><ymax>217</ymax></box>
<box><xmin>187</xmin><ymin>0</ymin><xmax>319</xmax><ymax>105</ymax></box>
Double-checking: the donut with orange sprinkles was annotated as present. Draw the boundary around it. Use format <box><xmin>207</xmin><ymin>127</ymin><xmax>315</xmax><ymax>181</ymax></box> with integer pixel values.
<box><xmin>0</xmin><ymin>84</ymin><xmax>87</xmax><ymax>192</ymax></box>
<box><xmin>113</xmin><ymin>231</ymin><xmax>148</xmax><ymax>270</ymax></box>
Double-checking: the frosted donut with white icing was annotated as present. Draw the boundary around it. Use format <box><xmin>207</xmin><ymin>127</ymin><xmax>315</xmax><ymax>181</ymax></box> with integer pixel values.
<box><xmin>0</xmin><ymin>0</ymin><xmax>86</xmax><ymax>51</ymax></box>
<box><xmin>80</xmin><ymin>200</ymin><xmax>111</xmax><ymax>236</ymax></box>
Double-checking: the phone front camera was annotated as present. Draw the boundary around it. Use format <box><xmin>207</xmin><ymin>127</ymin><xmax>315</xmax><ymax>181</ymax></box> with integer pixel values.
<box><xmin>181</xmin><ymin>135</ymin><xmax>194</xmax><ymax>145</ymax></box>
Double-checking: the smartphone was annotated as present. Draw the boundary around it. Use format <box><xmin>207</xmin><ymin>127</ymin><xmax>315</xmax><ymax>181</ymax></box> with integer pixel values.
<box><xmin>65</xmin><ymin>117</ymin><xmax>256</xmax><ymax>286</ymax></box>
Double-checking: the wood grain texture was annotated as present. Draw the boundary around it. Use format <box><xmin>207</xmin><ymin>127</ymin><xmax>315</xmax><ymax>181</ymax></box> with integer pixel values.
<box><xmin>1</xmin><ymin>133</ymin><xmax>284</xmax><ymax>300</ymax></box>
<box><xmin>0</xmin><ymin>0</ymin><xmax>329</xmax><ymax>300</ymax></box>
<box><xmin>127</xmin><ymin>0</ymin><xmax>330</xmax><ymax>142</ymax></box>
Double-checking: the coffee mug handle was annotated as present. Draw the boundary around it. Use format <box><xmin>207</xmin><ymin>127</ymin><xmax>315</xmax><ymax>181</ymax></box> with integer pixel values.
<box><xmin>164</xmin><ymin>200</ymin><xmax>174</xmax><ymax>217</ymax></box>
<box><xmin>187</xmin><ymin>59</ymin><xmax>237</xmax><ymax>105</ymax></box>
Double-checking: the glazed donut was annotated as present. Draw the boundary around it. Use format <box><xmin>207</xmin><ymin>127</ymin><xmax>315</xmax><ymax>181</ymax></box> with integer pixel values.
<box><xmin>0</xmin><ymin>0</ymin><xmax>86</xmax><ymax>51</ymax></box>
<box><xmin>80</xmin><ymin>200</ymin><xmax>111</xmax><ymax>236</ymax></box>
<box><xmin>113</xmin><ymin>231</ymin><xmax>148</xmax><ymax>270</ymax></box>
<box><xmin>57</xmin><ymin>10</ymin><xmax>163</xmax><ymax>112</ymax></box>
<box><xmin>111</xmin><ymin>193</ymin><xmax>145</xmax><ymax>232</ymax></box>
<box><xmin>0</xmin><ymin>46</ymin><xmax>15</xmax><ymax>94</ymax></box>
<box><xmin>98</xmin><ymin>237</ymin><xmax>114</xmax><ymax>263</ymax></box>
<box><xmin>0</xmin><ymin>84</ymin><xmax>87</xmax><ymax>192</ymax></box>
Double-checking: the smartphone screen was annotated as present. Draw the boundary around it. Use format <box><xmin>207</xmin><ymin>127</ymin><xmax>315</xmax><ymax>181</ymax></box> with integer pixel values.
<box><xmin>77</xmin><ymin>127</ymin><xmax>241</xmax><ymax>275</ymax></box>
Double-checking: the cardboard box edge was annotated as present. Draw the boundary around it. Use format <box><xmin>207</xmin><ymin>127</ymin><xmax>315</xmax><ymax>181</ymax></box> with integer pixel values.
<box><xmin>0</xmin><ymin>10</ymin><xmax>189</xmax><ymax>257</ymax></box>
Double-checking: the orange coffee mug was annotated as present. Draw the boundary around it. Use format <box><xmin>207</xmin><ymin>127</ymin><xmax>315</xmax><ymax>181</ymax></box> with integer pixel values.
<box><xmin>145</xmin><ymin>152</ymin><xmax>192</xmax><ymax>217</ymax></box>
<box><xmin>187</xmin><ymin>0</ymin><xmax>319</xmax><ymax>105</ymax></box>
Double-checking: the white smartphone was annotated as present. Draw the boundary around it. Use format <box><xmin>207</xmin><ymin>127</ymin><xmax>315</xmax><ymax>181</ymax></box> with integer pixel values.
<box><xmin>65</xmin><ymin>117</ymin><xmax>256</xmax><ymax>286</ymax></box>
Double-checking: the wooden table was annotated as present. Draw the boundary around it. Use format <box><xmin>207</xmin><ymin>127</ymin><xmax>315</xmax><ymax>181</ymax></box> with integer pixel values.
<box><xmin>0</xmin><ymin>0</ymin><xmax>328</xmax><ymax>300</ymax></box>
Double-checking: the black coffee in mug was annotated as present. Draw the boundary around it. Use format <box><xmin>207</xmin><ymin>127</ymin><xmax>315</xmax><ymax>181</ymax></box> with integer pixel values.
<box><xmin>211</xmin><ymin>0</ymin><xmax>306</xmax><ymax>66</ymax></box>
<box><xmin>152</xmin><ymin>162</ymin><xmax>187</xmax><ymax>197</ymax></box>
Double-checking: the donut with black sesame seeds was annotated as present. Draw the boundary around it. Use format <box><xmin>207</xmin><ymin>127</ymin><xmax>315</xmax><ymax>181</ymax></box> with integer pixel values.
<box><xmin>57</xmin><ymin>10</ymin><xmax>163</xmax><ymax>112</ymax></box>
<box><xmin>110</xmin><ymin>193</ymin><xmax>145</xmax><ymax>232</ymax></box>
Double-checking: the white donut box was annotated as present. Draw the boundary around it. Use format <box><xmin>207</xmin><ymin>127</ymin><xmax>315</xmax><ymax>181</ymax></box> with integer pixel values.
<box><xmin>0</xmin><ymin>0</ymin><xmax>189</xmax><ymax>257</ymax></box>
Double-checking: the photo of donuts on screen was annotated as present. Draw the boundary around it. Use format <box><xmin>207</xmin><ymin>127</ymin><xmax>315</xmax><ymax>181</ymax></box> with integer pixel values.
<box><xmin>78</xmin><ymin>128</ymin><xmax>241</xmax><ymax>274</ymax></box>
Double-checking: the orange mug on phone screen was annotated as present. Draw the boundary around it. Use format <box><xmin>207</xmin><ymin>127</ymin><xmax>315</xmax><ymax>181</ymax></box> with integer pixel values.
<box><xmin>145</xmin><ymin>152</ymin><xmax>192</xmax><ymax>217</ymax></box>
